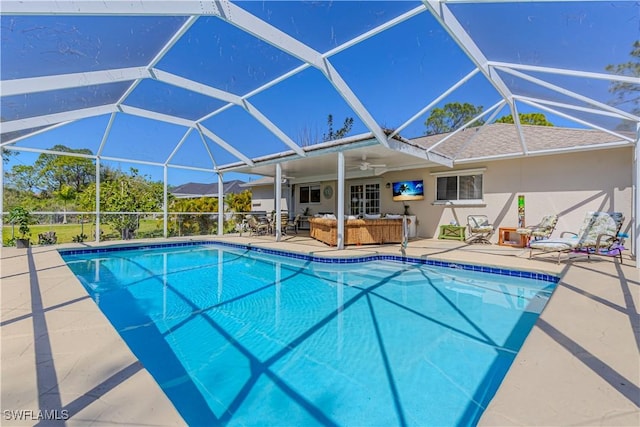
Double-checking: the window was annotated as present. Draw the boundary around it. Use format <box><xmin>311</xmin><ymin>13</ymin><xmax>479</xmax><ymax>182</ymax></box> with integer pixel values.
<box><xmin>299</xmin><ymin>184</ymin><xmax>320</xmax><ymax>203</ymax></box>
<box><xmin>365</xmin><ymin>183</ymin><xmax>380</xmax><ymax>214</ymax></box>
<box><xmin>349</xmin><ymin>183</ymin><xmax>380</xmax><ymax>215</ymax></box>
<box><xmin>431</xmin><ymin>168</ymin><xmax>485</xmax><ymax>204</ymax></box>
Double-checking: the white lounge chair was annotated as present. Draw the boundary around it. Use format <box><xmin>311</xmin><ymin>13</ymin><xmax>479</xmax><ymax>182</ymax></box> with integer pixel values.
<box><xmin>529</xmin><ymin>211</ymin><xmax>625</xmax><ymax>263</ymax></box>
<box><xmin>516</xmin><ymin>214</ymin><xmax>558</xmax><ymax>241</ymax></box>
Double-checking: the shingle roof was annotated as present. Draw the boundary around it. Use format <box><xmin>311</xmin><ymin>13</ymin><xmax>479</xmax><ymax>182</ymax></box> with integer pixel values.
<box><xmin>170</xmin><ymin>180</ymin><xmax>246</xmax><ymax>198</ymax></box>
<box><xmin>410</xmin><ymin>123</ymin><xmax>633</xmax><ymax>161</ymax></box>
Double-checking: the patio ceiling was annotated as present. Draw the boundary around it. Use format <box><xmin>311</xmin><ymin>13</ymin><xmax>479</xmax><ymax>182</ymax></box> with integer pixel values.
<box><xmin>225</xmin><ymin>133</ymin><xmax>448</xmax><ymax>182</ymax></box>
<box><xmin>1</xmin><ymin>1</ymin><xmax>638</xmax><ymax>177</ymax></box>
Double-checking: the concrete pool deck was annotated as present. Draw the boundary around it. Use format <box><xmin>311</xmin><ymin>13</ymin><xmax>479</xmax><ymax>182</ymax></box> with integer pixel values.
<box><xmin>1</xmin><ymin>234</ymin><xmax>638</xmax><ymax>426</ymax></box>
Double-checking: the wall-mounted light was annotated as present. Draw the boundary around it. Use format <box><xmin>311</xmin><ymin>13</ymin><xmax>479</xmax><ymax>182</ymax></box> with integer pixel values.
<box><xmin>385</xmin><ymin>182</ymin><xmax>391</xmax><ymax>189</ymax></box>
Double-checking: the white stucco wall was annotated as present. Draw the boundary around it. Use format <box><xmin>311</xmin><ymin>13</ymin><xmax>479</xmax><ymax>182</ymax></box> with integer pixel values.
<box><xmin>379</xmin><ymin>147</ymin><xmax>632</xmax><ymax>242</ymax></box>
<box><xmin>249</xmin><ymin>185</ymin><xmax>289</xmax><ymax>213</ymax></box>
<box><xmin>250</xmin><ymin>181</ymin><xmax>335</xmax><ymax>215</ymax></box>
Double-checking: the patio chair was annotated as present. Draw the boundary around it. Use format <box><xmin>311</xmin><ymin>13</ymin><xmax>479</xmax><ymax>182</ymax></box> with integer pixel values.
<box><xmin>529</xmin><ymin>211</ymin><xmax>625</xmax><ymax>264</ymax></box>
<box><xmin>466</xmin><ymin>215</ymin><xmax>494</xmax><ymax>244</ymax></box>
<box><xmin>246</xmin><ymin>215</ymin><xmax>269</xmax><ymax>236</ymax></box>
<box><xmin>278</xmin><ymin>212</ymin><xmax>290</xmax><ymax>233</ymax></box>
<box><xmin>516</xmin><ymin>214</ymin><xmax>558</xmax><ymax>241</ymax></box>
<box><xmin>283</xmin><ymin>214</ymin><xmax>301</xmax><ymax>235</ymax></box>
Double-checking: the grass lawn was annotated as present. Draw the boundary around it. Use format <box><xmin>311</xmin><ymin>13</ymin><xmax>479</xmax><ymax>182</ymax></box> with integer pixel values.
<box><xmin>3</xmin><ymin>219</ymin><xmax>164</xmax><ymax>245</ymax></box>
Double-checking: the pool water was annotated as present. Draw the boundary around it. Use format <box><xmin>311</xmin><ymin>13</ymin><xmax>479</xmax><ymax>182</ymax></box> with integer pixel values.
<box><xmin>61</xmin><ymin>244</ymin><xmax>556</xmax><ymax>426</ymax></box>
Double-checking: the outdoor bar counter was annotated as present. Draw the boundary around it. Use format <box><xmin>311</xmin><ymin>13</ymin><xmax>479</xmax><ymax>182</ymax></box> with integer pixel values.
<box><xmin>309</xmin><ymin>217</ymin><xmax>405</xmax><ymax>246</ymax></box>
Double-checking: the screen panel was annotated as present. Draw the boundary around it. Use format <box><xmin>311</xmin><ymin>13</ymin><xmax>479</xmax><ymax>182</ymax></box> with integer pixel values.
<box><xmin>1</xmin><ymin>15</ymin><xmax>188</xmax><ymax>79</ymax></box>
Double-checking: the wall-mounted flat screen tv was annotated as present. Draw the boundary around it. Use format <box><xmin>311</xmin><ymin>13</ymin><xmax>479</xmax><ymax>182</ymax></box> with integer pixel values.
<box><xmin>392</xmin><ymin>180</ymin><xmax>424</xmax><ymax>201</ymax></box>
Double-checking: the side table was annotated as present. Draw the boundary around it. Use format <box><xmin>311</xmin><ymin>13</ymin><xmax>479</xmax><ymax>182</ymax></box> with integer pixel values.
<box><xmin>498</xmin><ymin>227</ymin><xmax>528</xmax><ymax>248</ymax></box>
<box><xmin>438</xmin><ymin>225</ymin><xmax>466</xmax><ymax>241</ymax></box>
<box><xmin>298</xmin><ymin>216</ymin><xmax>310</xmax><ymax>230</ymax></box>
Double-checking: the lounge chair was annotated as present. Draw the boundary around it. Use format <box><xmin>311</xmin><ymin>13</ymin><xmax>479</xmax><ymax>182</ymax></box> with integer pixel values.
<box><xmin>516</xmin><ymin>214</ymin><xmax>558</xmax><ymax>241</ymax></box>
<box><xmin>466</xmin><ymin>215</ymin><xmax>494</xmax><ymax>244</ymax></box>
<box><xmin>529</xmin><ymin>211</ymin><xmax>625</xmax><ymax>264</ymax></box>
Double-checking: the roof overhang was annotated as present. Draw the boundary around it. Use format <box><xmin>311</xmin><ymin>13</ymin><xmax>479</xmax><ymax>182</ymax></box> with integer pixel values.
<box><xmin>220</xmin><ymin>132</ymin><xmax>452</xmax><ymax>182</ymax></box>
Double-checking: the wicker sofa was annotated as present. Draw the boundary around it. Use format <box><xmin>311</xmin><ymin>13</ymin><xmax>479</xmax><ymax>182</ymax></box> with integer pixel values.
<box><xmin>309</xmin><ymin>217</ymin><xmax>405</xmax><ymax>246</ymax></box>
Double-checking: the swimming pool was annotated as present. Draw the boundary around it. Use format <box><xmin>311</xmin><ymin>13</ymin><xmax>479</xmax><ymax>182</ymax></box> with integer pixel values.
<box><xmin>61</xmin><ymin>243</ymin><xmax>557</xmax><ymax>426</ymax></box>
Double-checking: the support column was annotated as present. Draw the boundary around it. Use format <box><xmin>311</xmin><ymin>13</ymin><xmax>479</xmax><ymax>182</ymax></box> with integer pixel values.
<box><xmin>163</xmin><ymin>165</ymin><xmax>168</xmax><ymax>238</ymax></box>
<box><xmin>95</xmin><ymin>157</ymin><xmax>101</xmax><ymax>242</ymax></box>
<box><xmin>218</xmin><ymin>173</ymin><xmax>224</xmax><ymax>236</ymax></box>
<box><xmin>275</xmin><ymin>163</ymin><xmax>282</xmax><ymax>242</ymax></box>
<box><xmin>337</xmin><ymin>152</ymin><xmax>345</xmax><ymax>250</ymax></box>
<box><xmin>0</xmin><ymin>154</ymin><xmax>3</xmax><ymax>247</ymax></box>
<box><xmin>635</xmin><ymin>123</ymin><xmax>639</xmax><ymax>268</ymax></box>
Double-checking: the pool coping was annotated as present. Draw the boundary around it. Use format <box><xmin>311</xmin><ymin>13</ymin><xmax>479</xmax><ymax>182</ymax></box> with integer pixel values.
<box><xmin>59</xmin><ymin>239</ymin><xmax>560</xmax><ymax>284</ymax></box>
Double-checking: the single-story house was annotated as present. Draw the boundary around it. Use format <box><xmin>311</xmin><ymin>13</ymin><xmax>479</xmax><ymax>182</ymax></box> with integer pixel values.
<box><xmin>229</xmin><ymin>123</ymin><xmax>633</xmax><ymax>244</ymax></box>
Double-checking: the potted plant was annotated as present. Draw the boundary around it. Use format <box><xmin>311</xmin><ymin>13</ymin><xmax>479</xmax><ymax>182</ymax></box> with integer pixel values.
<box><xmin>9</xmin><ymin>206</ymin><xmax>32</xmax><ymax>248</ymax></box>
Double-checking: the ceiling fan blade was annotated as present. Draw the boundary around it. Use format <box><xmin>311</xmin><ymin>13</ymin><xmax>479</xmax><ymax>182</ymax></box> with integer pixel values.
<box><xmin>350</xmin><ymin>161</ymin><xmax>386</xmax><ymax>171</ymax></box>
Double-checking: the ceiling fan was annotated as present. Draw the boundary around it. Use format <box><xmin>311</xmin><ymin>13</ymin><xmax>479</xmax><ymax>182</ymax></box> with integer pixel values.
<box><xmin>350</xmin><ymin>155</ymin><xmax>386</xmax><ymax>171</ymax></box>
<box><xmin>356</xmin><ymin>161</ymin><xmax>387</xmax><ymax>171</ymax></box>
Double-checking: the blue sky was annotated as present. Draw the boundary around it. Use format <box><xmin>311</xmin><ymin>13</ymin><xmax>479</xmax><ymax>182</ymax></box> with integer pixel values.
<box><xmin>2</xmin><ymin>1</ymin><xmax>638</xmax><ymax>185</ymax></box>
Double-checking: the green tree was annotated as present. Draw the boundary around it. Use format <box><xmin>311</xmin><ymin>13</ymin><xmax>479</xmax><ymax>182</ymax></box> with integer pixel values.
<box><xmin>322</xmin><ymin>114</ymin><xmax>354</xmax><ymax>141</ymax></box>
<box><xmin>6</xmin><ymin>164</ymin><xmax>41</xmax><ymax>193</ymax></box>
<box><xmin>34</xmin><ymin>145</ymin><xmax>95</xmax><ymax>194</ymax></box>
<box><xmin>424</xmin><ymin>102</ymin><xmax>484</xmax><ymax>135</ymax></box>
<box><xmin>100</xmin><ymin>164</ymin><xmax>121</xmax><ymax>182</ymax></box>
<box><xmin>225</xmin><ymin>190</ymin><xmax>252</xmax><ymax>213</ymax></box>
<box><xmin>2</xmin><ymin>187</ymin><xmax>24</xmax><ymax>212</ymax></box>
<box><xmin>54</xmin><ymin>184</ymin><xmax>76</xmax><ymax>224</ymax></box>
<box><xmin>78</xmin><ymin>168</ymin><xmax>163</xmax><ymax>240</ymax></box>
<box><xmin>8</xmin><ymin>206</ymin><xmax>32</xmax><ymax>242</ymax></box>
<box><xmin>606</xmin><ymin>40</ymin><xmax>639</xmax><ymax>125</ymax></box>
<box><xmin>2</xmin><ymin>148</ymin><xmax>18</xmax><ymax>164</ymax></box>
<box><xmin>496</xmin><ymin>113</ymin><xmax>554</xmax><ymax>126</ymax></box>
<box><xmin>170</xmin><ymin>197</ymin><xmax>219</xmax><ymax>236</ymax></box>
